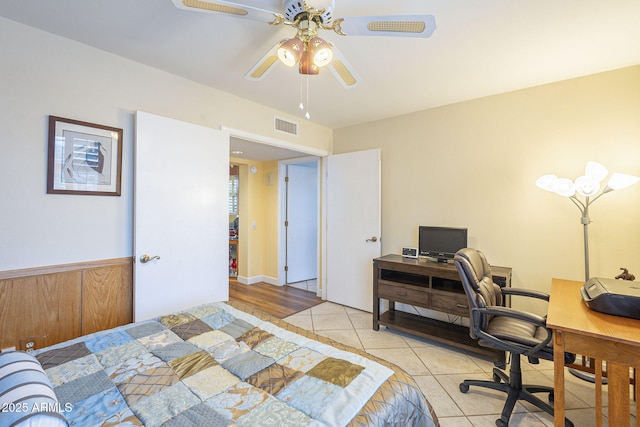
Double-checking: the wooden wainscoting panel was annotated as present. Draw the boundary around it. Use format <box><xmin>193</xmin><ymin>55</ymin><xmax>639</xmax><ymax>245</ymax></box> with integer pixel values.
<box><xmin>0</xmin><ymin>257</ymin><xmax>133</xmax><ymax>351</ymax></box>
<box><xmin>0</xmin><ymin>272</ymin><xmax>82</xmax><ymax>351</ymax></box>
<box><xmin>81</xmin><ymin>261</ymin><xmax>133</xmax><ymax>335</ymax></box>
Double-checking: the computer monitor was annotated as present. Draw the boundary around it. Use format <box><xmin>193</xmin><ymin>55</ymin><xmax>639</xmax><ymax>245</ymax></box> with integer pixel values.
<box><xmin>418</xmin><ymin>226</ymin><xmax>468</xmax><ymax>262</ymax></box>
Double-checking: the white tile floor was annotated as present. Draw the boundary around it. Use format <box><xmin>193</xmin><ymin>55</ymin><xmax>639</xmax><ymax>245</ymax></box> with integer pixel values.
<box><xmin>287</xmin><ymin>279</ymin><xmax>318</xmax><ymax>293</ymax></box>
<box><xmin>283</xmin><ymin>301</ymin><xmax>637</xmax><ymax>427</ymax></box>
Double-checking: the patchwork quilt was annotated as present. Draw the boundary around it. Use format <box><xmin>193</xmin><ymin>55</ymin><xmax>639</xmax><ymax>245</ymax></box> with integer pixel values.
<box><xmin>31</xmin><ymin>301</ymin><xmax>439</xmax><ymax>427</ymax></box>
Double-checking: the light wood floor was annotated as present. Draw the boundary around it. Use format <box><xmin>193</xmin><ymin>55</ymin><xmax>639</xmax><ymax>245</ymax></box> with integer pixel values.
<box><xmin>228</xmin><ymin>280</ymin><xmax>323</xmax><ymax>318</ymax></box>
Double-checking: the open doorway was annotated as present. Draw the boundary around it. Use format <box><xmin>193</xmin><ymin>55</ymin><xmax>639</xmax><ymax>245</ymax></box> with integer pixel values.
<box><xmin>280</xmin><ymin>158</ymin><xmax>319</xmax><ymax>294</ymax></box>
<box><xmin>224</xmin><ymin>128</ymin><xmax>327</xmax><ymax>296</ymax></box>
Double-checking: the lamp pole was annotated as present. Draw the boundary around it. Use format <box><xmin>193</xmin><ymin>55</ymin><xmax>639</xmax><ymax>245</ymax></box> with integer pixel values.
<box><xmin>581</xmin><ymin>203</ymin><xmax>590</xmax><ymax>282</ymax></box>
<box><xmin>569</xmin><ymin>190</ymin><xmax>608</xmax><ymax>282</ymax></box>
<box><xmin>569</xmin><ymin>195</ymin><xmax>591</xmax><ymax>281</ymax></box>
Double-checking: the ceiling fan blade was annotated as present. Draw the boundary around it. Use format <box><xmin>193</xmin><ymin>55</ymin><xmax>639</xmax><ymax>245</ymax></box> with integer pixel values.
<box><xmin>338</xmin><ymin>14</ymin><xmax>436</xmax><ymax>38</ymax></box>
<box><xmin>245</xmin><ymin>41</ymin><xmax>282</xmax><ymax>81</ymax></box>
<box><xmin>171</xmin><ymin>0</ymin><xmax>280</xmax><ymax>23</ymax></box>
<box><xmin>327</xmin><ymin>44</ymin><xmax>360</xmax><ymax>89</ymax></box>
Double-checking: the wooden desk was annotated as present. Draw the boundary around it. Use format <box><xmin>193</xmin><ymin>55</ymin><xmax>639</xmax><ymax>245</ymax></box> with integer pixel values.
<box><xmin>547</xmin><ymin>278</ymin><xmax>640</xmax><ymax>427</ymax></box>
<box><xmin>372</xmin><ymin>255</ymin><xmax>511</xmax><ymax>362</ymax></box>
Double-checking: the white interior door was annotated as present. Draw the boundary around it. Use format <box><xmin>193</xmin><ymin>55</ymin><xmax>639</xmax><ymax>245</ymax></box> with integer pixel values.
<box><xmin>134</xmin><ymin>111</ymin><xmax>229</xmax><ymax>321</ymax></box>
<box><xmin>326</xmin><ymin>149</ymin><xmax>381</xmax><ymax>312</ymax></box>
<box><xmin>285</xmin><ymin>161</ymin><xmax>318</xmax><ymax>283</ymax></box>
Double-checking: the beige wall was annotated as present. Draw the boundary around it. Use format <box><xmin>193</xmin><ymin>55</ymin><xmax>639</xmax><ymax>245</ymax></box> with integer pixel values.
<box><xmin>230</xmin><ymin>158</ymin><xmax>280</xmax><ymax>283</ymax></box>
<box><xmin>263</xmin><ymin>161</ymin><xmax>281</xmax><ymax>280</ymax></box>
<box><xmin>333</xmin><ymin>65</ymin><xmax>640</xmax><ymax>313</ymax></box>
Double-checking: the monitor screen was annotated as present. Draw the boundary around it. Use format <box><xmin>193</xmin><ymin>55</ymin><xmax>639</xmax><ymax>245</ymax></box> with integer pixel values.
<box><xmin>418</xmin><ymin>226</ymin><xmax>468</xmax><ymax>260</ymax></box>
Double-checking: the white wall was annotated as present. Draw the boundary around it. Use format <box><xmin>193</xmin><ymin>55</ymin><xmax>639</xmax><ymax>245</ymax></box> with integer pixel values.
<box><xmin>0</xmin><ymin>17</ymin><xmax>331</xmax><ymax>271</ymax></box>
<box><xmin>334</xmin><ymin>66</ymin><xmax>640</xmax><ymax>314</ymax></box>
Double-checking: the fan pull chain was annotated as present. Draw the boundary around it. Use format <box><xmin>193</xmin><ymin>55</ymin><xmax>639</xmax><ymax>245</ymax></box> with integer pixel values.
<box><xmin>299</xmin><ymin>74</ymin><xmax>304</xmax><ymax>111</ymax></box>
<box><xmin>298</xmin><ymin>74</ymin><xmax>311</xmax><ymax>120</ymax></box>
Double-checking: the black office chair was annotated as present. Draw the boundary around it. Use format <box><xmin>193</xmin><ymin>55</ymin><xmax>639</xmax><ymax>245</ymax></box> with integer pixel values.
<box><xmin>453</xmin><ymin>248</ymin><xmax>575</xmax><ymax>427</ymax></box>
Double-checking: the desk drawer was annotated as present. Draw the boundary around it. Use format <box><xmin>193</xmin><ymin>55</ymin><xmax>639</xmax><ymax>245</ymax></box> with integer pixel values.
<box><xmin>431</xmin><ymin>293</ymin><xmax>469</xmax><ymax>317</ymax></box>
<box><xmin>378</xmin><ymin>283</ymin><xmax>429</xmax><ymax>306</ymax></box>
<box><xmin>378</xmin><ymin>283</ymin><xmax>430</xmax><ymax>306</ymax></box>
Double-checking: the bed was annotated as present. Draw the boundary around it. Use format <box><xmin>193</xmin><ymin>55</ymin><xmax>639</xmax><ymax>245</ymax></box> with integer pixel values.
<box><xmin>1</xmin><ymin>301</ymin><xmax>439</xmax><ymax>427</ymax></box>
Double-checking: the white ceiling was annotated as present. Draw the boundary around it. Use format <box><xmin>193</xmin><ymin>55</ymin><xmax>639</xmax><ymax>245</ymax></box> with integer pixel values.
<box><xmin>229</xmin><ymin>136</ymin><xmax>307</xmax><ymax>161</ymax></box>
<box><xmin>2</xmin><ymin>0</ymin><xmax>640</xmax><ymax>154</ymax></box>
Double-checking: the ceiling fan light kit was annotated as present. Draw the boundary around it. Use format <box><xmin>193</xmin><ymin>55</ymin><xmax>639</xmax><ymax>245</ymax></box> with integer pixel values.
<box><xmin>172</xmin><ymin>0</ymin><xmax>437</xmax><ymax>119</ymax></box>
<box><xmin>276</xmin><ymin>18</ymin><xmax>333</xmax><ymax>74</ymax></box>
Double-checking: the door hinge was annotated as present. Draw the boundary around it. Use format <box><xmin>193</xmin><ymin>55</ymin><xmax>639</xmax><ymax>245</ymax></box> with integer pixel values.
<box><xmin>285</xmin><ymin>176</ymin><xmax>289</xmax><ymax>183</ymax></box>
<box><xmin>284</xmin><ymin>220</ymin><xmax>288</xmax><ymax>227</ymax></box>
<box><xmin>284</xmin><ymin>265</ymin><xmax>288</xmax><ymax>272</ymax></box>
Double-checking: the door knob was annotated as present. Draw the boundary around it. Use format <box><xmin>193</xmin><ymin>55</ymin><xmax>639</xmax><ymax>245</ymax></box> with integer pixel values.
<box><xmin>140</xmin><ymin>254</ymin><xmax>161</xmax><ymax>263</ymax></box>
<box><xmin>366</xmin><ymin>236</ymin><xmax>378</xmax><ymax>242</ymax></box>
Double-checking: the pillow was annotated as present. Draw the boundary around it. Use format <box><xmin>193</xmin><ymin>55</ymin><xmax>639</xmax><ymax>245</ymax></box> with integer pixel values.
<box><xmin>0</xmin><ymin>351</ymin><xmax>68</xmax><ymax>427</ymax></box>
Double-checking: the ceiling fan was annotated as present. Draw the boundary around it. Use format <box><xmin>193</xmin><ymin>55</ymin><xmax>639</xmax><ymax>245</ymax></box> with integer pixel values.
<box><xmin>171</xmin><ymin>0</ymin><xmax>436</xmax><ymax>89</ymax></box>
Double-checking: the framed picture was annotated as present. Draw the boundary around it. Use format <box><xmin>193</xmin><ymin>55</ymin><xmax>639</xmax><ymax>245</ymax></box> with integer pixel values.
<box><xmin>47</xmin><ymin>116</ymin><xmax>123</xmax><ymax>196</ymax></box>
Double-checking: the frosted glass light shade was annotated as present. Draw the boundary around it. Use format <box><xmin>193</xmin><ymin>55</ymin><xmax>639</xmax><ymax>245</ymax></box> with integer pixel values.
<box><xmin>585</xmin><ymin>161</ymin><xmax>608</xmax><ymax>182</ymax></box>
<box><xmin>606</xmin><ymin>173</ymin><xmax>640</xmax><ymax>190</ymax></box>
<box><xmin>309</xmin><ymin>37</ymin><xmax>333</xmax><ymax>67</ymax></box>
<box><xmin>299</xmin><ymin>51</ymin><xmax>319</xmax><ymax>75</ymax></box>
<box><xmin>536</xmin><ymin>174</ymin><xmax>558</xmax><ymax>192</ymax></box>
<box><xmin>575</xmin><ymin>176</ymin><xmax>600</xmax><ymax>197</ymax></box>
<box><xmin>277</xmin><ymin>38</ymin><xmax>303</xmax><ymax>67</ymax></box>
<box><xmin>554</xmin><ymin>178</ymin><xmax>576</xmax><ymax>197</ymax></box>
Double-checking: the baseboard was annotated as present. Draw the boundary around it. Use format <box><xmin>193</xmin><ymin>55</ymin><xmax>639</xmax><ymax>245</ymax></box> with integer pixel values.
<box><xmin>236</xmin><ymin>275</ymin><xmax>279</xmax><ymax>286</ymax></box>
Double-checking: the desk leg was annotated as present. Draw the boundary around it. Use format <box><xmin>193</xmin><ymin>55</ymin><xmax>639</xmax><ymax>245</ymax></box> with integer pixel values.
<box><xmin>608</xmin><ymin>362</ymin><xmax>630</xmax><ymax>427</ymax></box>
<box><xmin>553</xmin><ymin>331</ymin><xmax>565</xmax><ymax>427</ymax></box>
<box><xmin>636</xmin><ymin>368</ymin><xmax>640</xmax><ymax>427</ymax></box>
<box><xmin>373</xmin><ymin>298</ymin><xmax>379</xmax><ymax>331</ymax></box>
<box><xmin>594</xmin><ymin>359</ymin><xmax>602</xmax><ymax>427</ymax></box>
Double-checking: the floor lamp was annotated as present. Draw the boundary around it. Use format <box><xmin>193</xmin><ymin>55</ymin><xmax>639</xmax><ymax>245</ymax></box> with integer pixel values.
<box><xmin>536</xmin><ymin>161</ymin><xmax>640</xmax><ymax>382</ymax></box>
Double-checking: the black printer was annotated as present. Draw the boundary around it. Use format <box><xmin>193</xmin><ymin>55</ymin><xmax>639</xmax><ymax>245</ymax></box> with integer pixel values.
<box><xmin>581</xmin><ymin>277</ymin><xmax>640</xmax><ymax>320</ymax></box>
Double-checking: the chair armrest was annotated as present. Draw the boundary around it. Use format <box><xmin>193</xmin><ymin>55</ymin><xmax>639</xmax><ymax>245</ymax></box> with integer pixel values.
<box><xmin>479</xmin><ymin>306</ymin><xmax>547</xmax><ymax>324</ymax></box>
<box><xmin>501</xmin><ymin>287</ymin><xmax>549</xmax><ymax>302</ymax></box>
<box><xmin>471</xmin><ymin>306</ymin><xmax>552</xmax><ymax>357</ymax></box>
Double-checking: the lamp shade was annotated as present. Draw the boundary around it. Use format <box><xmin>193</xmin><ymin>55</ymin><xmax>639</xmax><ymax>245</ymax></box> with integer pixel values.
<box><xmin>277</xmin><ymin>38</ymin><xmax>303</xmax><ymax>67</ymax></box>
<box><xmin>606</xmin><ymin>172</ymin><xmax>640</xmax><ymax>190</ymax></box>
<box><xmin>585</xmin><ymin>161</ymin><xmax>608</xmax><ymax>182</ymax></box>
<box><xmin>308</xmin><ymin>37</ymin><xmax>333</xmax><ymax>67</ymax></box>
<box><xmin>535</xmin><ymin>174</ymin><xmax>558</xmax><ymax>192</ymax></box>
<box><xmin>554</xmin><ymin>178</ymin><xmax>576</xmax><ymax>197</ymax></box>
<box><xmin>299</xmin><ymin>51</ymin><xmax>319</xmax><ymax>75</ymax></box>
<box><xmin>574</xmin><ymin>176</ymin><xmax>600</xmax><ymax>197</ymax></box>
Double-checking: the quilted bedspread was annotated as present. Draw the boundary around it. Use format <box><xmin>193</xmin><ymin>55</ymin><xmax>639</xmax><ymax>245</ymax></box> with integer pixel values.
<box><xmin>31</xmin><ymin>301</ymin><xmax>439</xmax><ymax>426</ymax></box>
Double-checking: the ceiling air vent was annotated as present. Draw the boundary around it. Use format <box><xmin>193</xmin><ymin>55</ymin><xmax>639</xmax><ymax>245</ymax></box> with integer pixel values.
<box><xmin>274</xmin><ymin>117</ymin><xmax>298</xmax><ymax>136</ymax></box>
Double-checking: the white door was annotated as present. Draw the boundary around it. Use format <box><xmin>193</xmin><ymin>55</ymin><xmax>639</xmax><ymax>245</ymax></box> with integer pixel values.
<box><xmin>285</xmin><ymin>161</ymin><xmax>318</xmax><ymax>283</ymax></box>
<box><xmin>326</xmin><ymin>149</ymin><xmax>381</xmax><ymax>312</ymax></box>
<box><xmin>134</xmin><ymin>111</ymin><xmax>229</xmax><ymax>321</ymax></box>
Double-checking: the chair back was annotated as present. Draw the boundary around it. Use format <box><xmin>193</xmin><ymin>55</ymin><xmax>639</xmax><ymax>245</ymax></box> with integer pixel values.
<box><xmin>454</xmin><ymin>248</ymin><xmax>503</xmax><ymax>338</ymax></box>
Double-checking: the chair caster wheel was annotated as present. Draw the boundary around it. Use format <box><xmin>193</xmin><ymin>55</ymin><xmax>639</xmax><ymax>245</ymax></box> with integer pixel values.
<box><xmin>549</xmin><ymin>391</ymin><xmax>554</xmax><ymax>402</ymax></box>
<box><xmin>459</xmin><ymin>383</ymin><xmax>469</xmax><ymax>393</ymax></box>
<box><xmin>493</xmin><ymin>372</ymin><xmax>502</xmax><ymax>383</ymax></box>
<box><xmin>495</xmin><ymin>418</ymin><xmax>508</xmax><ymax>427</ymax></box>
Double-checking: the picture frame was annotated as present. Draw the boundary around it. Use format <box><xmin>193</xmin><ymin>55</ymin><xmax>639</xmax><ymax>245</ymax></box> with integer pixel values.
<box><xmin>47</xmin><ymin>116</ymin><xmax>123</xmax><ymax>196</ymax></box>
